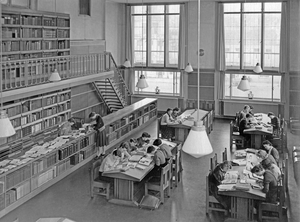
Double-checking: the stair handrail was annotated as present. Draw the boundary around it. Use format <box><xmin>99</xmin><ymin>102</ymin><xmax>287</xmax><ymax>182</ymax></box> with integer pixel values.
<box><xmin>106</xmin><ymin>78</ymin><xmax>126</xmax><ymax>107</ymax></box>
<box><xmin>108</xmin><ymin>53</ymin><xmax>131</xmax><ymax>98</ymax></box>
<box><xmin>91</xmin><ymin>82</ymin><xmax>112</xmax><ymax>113</ymax></box>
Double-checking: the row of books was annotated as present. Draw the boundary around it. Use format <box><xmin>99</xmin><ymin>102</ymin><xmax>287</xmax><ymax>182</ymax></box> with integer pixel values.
<box><xmin>21</xmin><ymin>16</ymin><xmax>42</xmax><ymax>26</ymax></box>
<box><xmin>43</xmin><ymin>30</ymin><xmax>56</xmax><ymax>38</ymax></box>
<box><xmin>32</xmin><ymin>152</ymin><xmax>57</xmax><ymax>175</ymax></box>
<box><xmin>1</xmin><ymin>15</ymin><xmax>19</xmax><ymax>25</ymax></box>
<box><xmin>58</xmin><ymin>40</ymin><xmax>69</xmax><ymax>49</ymax></box>
<box><xmin>57</xmin><ymin>19</ymin><xmax>70</xmax><ymax>27</ymax></box>
<box><xmin>15</xmin><ymin>180</ymin><xmax>30</xmax><ymax>201</ymax></box>
<box><xmin>22</xmin><ymin>28</ymin><xmax>43</xmax><ymax>38</ymax></box>
<box><xmin>20</xmin><ymin>41</ymin><xmax>42</xmax><ymax>51</ymax></box>
<box><xmin>43</xmin><ymin>41</ymin><xmax>58</xmax><ymax>50</ymax></box>
<box><xmin>32</xmin><ymin>167</ymin><xmax>56</xmax><ymax>190</ymax></box>
<box><xmin>43</xmin><ymin>18</ymin><xmax>56</xmax><ymax>27</ymax></box>
<box><xmin>6</xmin><ymin>165</ymin><xmax>31</xmax><ymax>190</ymax></box>
<box><xmin>2</xmin><ymin>28</ymin><xmax>19</xmax><ymax>38</ymax></box>
<box><xmin>57</xmin><ymin>30</ymin><xmax>69</xmax><ymax>38</ymax></box>
<box><xmin>57</xmin><ymin>93</ymin><xmax>71</xmax><ymax>102</ymax></box>
<box><xmin>2</xmin><ymin>41</ymin><xmax>20</xmax><ymax>52</ymax></box>
<box><xmin>56</xmin><ymin>158</ymin><xmax>71</xmax><ymax>176</ymax></box>
<box><xmin>58</xmin><ymin>142</ymin><xmax>79</xmax><ymax>161</ymax></box>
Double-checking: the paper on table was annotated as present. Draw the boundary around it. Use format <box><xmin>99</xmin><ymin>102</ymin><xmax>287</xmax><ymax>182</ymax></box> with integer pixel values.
<box><xmin>232</xmin><ymin>159</ymin><xmax>247</xmax><ymax>166</ymax></box>
<box><xmin>218</xmin><ymin>184</ymin><xmax>235</xmax><ymax>191</ymax></box>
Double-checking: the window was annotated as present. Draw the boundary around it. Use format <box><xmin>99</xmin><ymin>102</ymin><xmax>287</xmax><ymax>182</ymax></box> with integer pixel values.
<box><xmin>79</xmin><ymin>0</ymin><xmax>91</xmax><ymax>16</ymax></box>
<box><xmin>131</xmin><ymin>4</ymin><xmax>180</xmax><ymax>68</ymax></box>
<box><xmin>224</xmin><ymin>73</ymin><xmax>281</xmax><ymax>101</ymax></box>
<box><xmin>4</xmin><ymin>0</ymin><xmax>29</xmax><ymax>7</ymax></box>
<box><xmin>222</xmin><ymin>2</ymin><xmax>282</xmax><ymax>102</ymax></box>
<box><xmin>134</xmin><ymin>69</ymin><xmax>181</xmax><ymax>95</ymax></box>
<box><xmin>224</xmin><ymin>2</ymin><xmax>281</xmax><ymax>70</ymax></box>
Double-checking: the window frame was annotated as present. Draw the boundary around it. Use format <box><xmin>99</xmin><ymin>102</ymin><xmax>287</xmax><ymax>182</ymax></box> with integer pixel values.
<box><xmin>131</xmin><ymin>4</ymin><xmax>181</xmax><ymax>69</ymax></box>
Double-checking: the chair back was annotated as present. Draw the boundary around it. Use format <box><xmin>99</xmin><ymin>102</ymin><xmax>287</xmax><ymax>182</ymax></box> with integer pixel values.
<box><xmin>235</xmin><ymin>112</ymin><xmax>241</xmax><ymax>128</ymax></box>
<box><xmin>210</xmin><ymin>153</ymin><xmax>218</xmax><ymax>171</ymax></box>
<box><xmin>161</xmin><ymin>160</ymin><xmax>171</xmax><ymax>190</ymax></box>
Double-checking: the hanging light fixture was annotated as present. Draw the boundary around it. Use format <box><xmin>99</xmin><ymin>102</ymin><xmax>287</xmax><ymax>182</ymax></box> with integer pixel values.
<box><xmin>49</xmin><ymin>69</ymin><xmax>61</xmax><ymax>82</ymax></box>
<box><xmin>237</xmin><ymin>0</ymin><xmax>250</xmax><ymax>92</ymax></box>
<box><xmin>253</xmin><ymin>62</ymin><xmax>263</xmax><ymax>73</ymax></box>
<box><xmin>123</xmin><ymin>59</ymin><xmax>131</xmax><ymax>68</ymax></box>
<box><xmin>182</xmin><ymin>0</ymin><xmax>213</xmax><ymax>158</ymax></box>
<box><xmin>184</xmin><ymin>63</ymin><xmax>193</xmax><ymax>73</ymax></box>
<box><xmin>136</xmin><ymin>0</ymin><xmax>148</xmax><ymax>91</ymax></box>
<box><xmin>0</xmin><ymin>1</ymin><xmax>16</xmax><ymax>137</ymax></box>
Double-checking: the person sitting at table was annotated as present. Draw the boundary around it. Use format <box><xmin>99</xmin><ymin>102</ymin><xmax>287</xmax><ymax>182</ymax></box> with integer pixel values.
<box><xmin>136</xmin><ymin>132</ymin><xmax>151</xmax><ymax>148</ymax></box>
<box><xmin>267</xmin><ymin>112</ymin><xmax>280</xmax><ymax>136</ymax></box>
<box><xmin>257</xmin><ymin>149</ymin><xmax>277</xmax><ymax>166</ymax></box>
<box><xmin>208</xmin><ymin>161</ymin><xmax>231</xmax><ymax>210</ymax></box>
<box><xmin>239</xmin><ymin>105</ymin><xmax>251</xmax><ymax>123</ymax></box>
<box><xmin>120</xmin><ymin>139</ymin><xmax>138</xmax><ymax>154</ymax></box>
<box><xmin>261</xmin><ymin>158</ymin><xmax>282</xmax><ymax>181</ymax></box>
<box><xmin>251</xmin><ymin>164</ymin><xmax>279</xmax><ymax>203</ymax></box>
<box><xmin>239</xmin><ymin>113</ymin><xmax>252</xmax><ymax>145</ymax></box>
<box><xmin>171</xmin><ymin>107</ymin><xmax>180</xmax><ymax>120</ymax></box>
<box><xmin>99</xmin><ymin>149</ymin><xmax>120</xmax><ymax>182</ymax></box>
<box><xmin>262</xmin><ymin>140</ymin><xmax>280</xmax><ymax>165</ymax></box>
<box><xmin>160</xmin><ymin>108</ymin><xmax>176</xmax><ymax>141</ymax></box>
<box><xmin>117</xmin><ymin>143</ymin><xmax>132</xmax><ymax>162</ymax></box>
<box><xmin>249</xmin><ymin>105</ymin><xmax>254</xmax><ymax>116</ymax></box>
<box><xmin>153</xmin><ymin>138</ymin><xmax>173</xmax><ymax>161</ymax></box>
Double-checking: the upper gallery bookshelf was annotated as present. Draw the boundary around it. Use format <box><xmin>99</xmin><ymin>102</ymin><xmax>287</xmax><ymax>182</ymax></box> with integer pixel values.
<box><xmin>1</xmin><ymin>9</ymin><xmax>70</xmax><ymax>61</ymax></box>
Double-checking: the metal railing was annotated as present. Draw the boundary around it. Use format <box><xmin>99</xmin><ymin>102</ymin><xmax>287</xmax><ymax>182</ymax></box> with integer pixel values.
<box><xmin>1</xmin><ymin>52</ymin><xmax>112</xmax><ymax>91</ymax></box>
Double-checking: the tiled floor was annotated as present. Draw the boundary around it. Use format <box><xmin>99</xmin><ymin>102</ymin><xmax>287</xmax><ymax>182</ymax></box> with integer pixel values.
<box><xmin>1</xmin><ymin>119</ymin><xmax>299</xmax><ymax>222</ymax></box>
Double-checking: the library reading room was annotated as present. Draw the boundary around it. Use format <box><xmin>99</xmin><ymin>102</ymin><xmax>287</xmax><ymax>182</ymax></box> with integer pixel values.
<box><xmin>0</xmin><ymin>0</ymin><xmax>299</xmax><ymax>222</ymax></box>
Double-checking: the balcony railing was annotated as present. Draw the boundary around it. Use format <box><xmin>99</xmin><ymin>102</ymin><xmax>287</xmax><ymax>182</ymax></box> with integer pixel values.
<box><xmin>1</xmin><ymin>52</ymin><xmax>112</xmax><ymax>91</ymax></box>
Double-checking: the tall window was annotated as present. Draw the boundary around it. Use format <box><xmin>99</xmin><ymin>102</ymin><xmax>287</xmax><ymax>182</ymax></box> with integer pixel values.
<box><xmin>223</xmin><ymin>2</ymin><xmax>282</xmax><ymax>101</ymax></box>
<box><xmin>79</xmin><ymin>0</ymin><xmax>91</xmax><ymax>16</ymax></box>
<box><xmin>131</xmin><ymin>4</ymin><xmax>180</xmax><ymax>68</ymax></box>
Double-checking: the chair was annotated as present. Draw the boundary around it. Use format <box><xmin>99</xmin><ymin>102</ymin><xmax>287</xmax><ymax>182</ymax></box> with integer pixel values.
<box><xmin>157</xmin><ymin>116</ymin><xmax>162</xmax><ymax>138</ymax></box>
<box><xmin>222</xmin><ymin>148</ymin><xmax>227</xmax><ymax>162</ymax></box>
<box><xmin>205</xmin><ymin>175</ymin><xmax>228</xmax><ymax>215</ymax></box>
<box><xmin>210</xmin><ymin>153</ymin><xmax>218</xmax><ymax>171</ymax></box>
<box><xmin>230</xmin><ymin>121</ymin><xmax>245</xmax><ymax>150</ymax></box>
<box><xmin>258</xmin><ymin>185</ymin><xmax>287</xmax><ymax>222</ymax></box>
<box><xmin>171</xmin><ymin>144</ymin><xmax>183</xmax><ymax>188</ymax></box>
<box><xmin>90</xmin><ymin>155</ymin><xmax>111</xmax><ymax>200</ymax></box>
<box><xmin>145</xmin><ymin>160</ymin><xmax>171</xmax><ymax>204</ymax></box>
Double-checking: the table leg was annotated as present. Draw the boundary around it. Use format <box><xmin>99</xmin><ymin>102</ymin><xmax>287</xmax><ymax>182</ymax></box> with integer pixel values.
<box><xmin>109</xmin><ymin>178</ymin><xmax>138</xmax><ymax>207</ymax></box>
<box><xmin>251</xmin><ymin>134</ymin><xmax>262</xmax><ymax>149</ymax></box>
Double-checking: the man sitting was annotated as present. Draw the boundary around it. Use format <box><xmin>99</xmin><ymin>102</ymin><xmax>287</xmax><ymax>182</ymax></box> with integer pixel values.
<box><xmin>267</xmin><ymin>112</ymin><xmax>280</xmax><ymax>137</ymax></box>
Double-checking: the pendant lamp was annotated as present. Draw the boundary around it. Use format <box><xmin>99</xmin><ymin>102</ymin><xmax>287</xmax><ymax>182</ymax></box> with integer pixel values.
<box><xmin>0</xmin><ymin>1</ymin><xmax>16</xmax><ymax>137</ymax></box>
<box><xmin>182</xmin><ymin>0</ymin><xmax>213</xmax><ymax>158</ymax></box>
<box><xmin>237</xmin><ymin>75</ymin><xmax>250</xmax><ymax>91</ymax></box>
<box><xmin>49</xmin><ymin>69</ymin><xmax>61</xmax><ymax>82</ymax></box>
<box><xmin>253</xmin><ymin>63</ymin><xmax>263</xmax><ymax>73</ymax></box>
<box><xmin>185</xmin><ymin>63</ymin><xmax>193</xmax><ymax>73</ymax></box>
<box><xmin>136</xmin><ymin>74</ymin><xmax>148</xmax><ymax>89</ymax></box>
<box><xmin>123</xmin><ymin>59</ymin><xmax>131</xmax><ymax>68</ymax></box>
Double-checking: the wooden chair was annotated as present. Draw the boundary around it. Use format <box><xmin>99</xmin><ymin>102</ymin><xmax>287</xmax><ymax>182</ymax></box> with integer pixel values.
<box><xmin>145</xmin><ymin>160</ymin><xmax>171</xmax><ymax>204</ymax></box>
<box><xmin>230</xmin><ymin>121</ymin><xmax>245</xmax><ymax>150</ymax></box>
<box><xmin>171</xmin><ymin>144</ymin><xmax>183</xmax><ymax>188</ymax></box>
<box><xmin>210</xmin><ymin>153</ymin><xmax>218</xmax><ymax>171</ymax></box>
<box><xmin>258</xmin><ymin>185</ymin><xmax>287</xmax><ymax>222</ymax></box>
<box><xmin>206</xmin><ymin>175</ymin><xmax>228</xmax><ymax>215</ymax></box>
<box><xmin>90</xmin><ymin>155</ymin><xmax>111</xmax><ymax>200</ymax></box>
<box><xmin>222</xmin><ymin>148</ymin><xmax>227</xmax><ymax>162</ymax></box>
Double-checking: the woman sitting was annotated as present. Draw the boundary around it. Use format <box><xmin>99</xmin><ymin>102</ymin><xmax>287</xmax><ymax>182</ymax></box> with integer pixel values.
<box><xmin>208</xmin><ymin>161</ymin><xmax>231</xmax><ymax>210</ymax></box>
<box><xmin>262</xmin><ymin>140</ymin><xmax>280</xmax><ymax>165</ymax></box>
<box><xmin>117</xmin><ymin>143</ymin><xmax>132</xmax><ymax>162</ymax></box>
<box><xmin>257</xmin><ymin>149</ymin><xmax>277</xmax><ymax>166</ymax></box>
<box><xmin>160</xmin><ymin>108</ymin><xmax>176</xmax><ymax>141</ymax></box>
<box><xmin>251</xmin><ymin>163</ymin><xmax>280</xmax><ymax>203</ymax></box>
<box><xmin>99</xmin><ymin>149</ymin><xmax>120</xmax><ymax>182</ymax></box>
<box><xmin>136</xmin><ymin>132</ymin><xmax>151</xmax><ymax>148</ymax></box>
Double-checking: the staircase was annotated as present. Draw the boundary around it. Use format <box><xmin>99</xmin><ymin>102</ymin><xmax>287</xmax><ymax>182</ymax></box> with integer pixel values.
<box><xmin>93</xmin><ymin>79</ymin><xmax>126</xmax><ymax>113</ymax></box>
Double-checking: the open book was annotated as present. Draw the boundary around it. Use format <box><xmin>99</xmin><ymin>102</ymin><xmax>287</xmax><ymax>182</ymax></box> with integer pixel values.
<box><xmin>222</xmin><ymin>171</ymin><xmax>239</xmax><ymax>184</ymax></box>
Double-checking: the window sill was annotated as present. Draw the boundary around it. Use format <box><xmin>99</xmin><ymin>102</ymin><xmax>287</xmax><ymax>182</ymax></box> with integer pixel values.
<box><xmin>222</xmin><ymin>98</ymin><xmax>282</xmax><ymax>105</ymax></box>
<box><xmin>132</xmin><ymin>93</ymin><xmax>183</xmax><ymax>99</ymax></box>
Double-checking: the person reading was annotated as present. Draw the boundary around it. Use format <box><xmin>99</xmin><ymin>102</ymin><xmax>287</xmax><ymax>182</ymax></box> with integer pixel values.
<box><xmin>99</xmin><ymin>149</ymin><xmax>120</xmax><ymax>182</ymax></box>
<box><xmin>208</xmin><ymin>161</ymin><xmax>231</xmax><ymax>210</ymax></box>
<box><xmin>171</xmin><ymin>107</ymin><xmax>180</xmax><ymax>120</ymax></box>
<box><xmin>262</xmin><ymin>140</ymin><xmax>280</xmax><ymax>165</ymax></box>
<box><xmin>136</xmin><ymin>132</ymin><xmax>151</xmax><ymax>148</ymax></box>
<box><xmin>153</xmin><ymin>138</ymin><xmax>173</xmax><ymax>161</ymax></box>
<box><xmin>257</xmin><ymin>149</ymin><xmax>277</xmax><ymax>166</ymax></box>
<box><xmin>267</xmin><ymin>112</ymin><xmax>280</xmax><ymax>137</ymax></box>
<box><xmin>89</xmin><ymin>112</ymin><xmax>106</xmax><ymax>156</ymax></box>
<box><xmin>160</xmin><ymin>108</ymin><xmax>176</xmax><ymax>141</ymax></box>
<box><xmin>117</xmin><ymin>143</ymin><xmax>132</xmax><ymax>162</ymax></box>
<box><xmin>239</xmin><ymin>114</ymin><xmax>252</xmax><ymax>145</ymax></box>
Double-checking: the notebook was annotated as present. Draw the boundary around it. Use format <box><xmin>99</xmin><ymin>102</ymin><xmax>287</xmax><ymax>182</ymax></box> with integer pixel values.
<box><xmin>139</xmin><ymin>157</ymin><xmax>152</xmax><ymax>166</ymax></box>
<box><xmin>129</xmin><ymin>155</ymin><xmax>143</xmax><ymax>162</ymax></box>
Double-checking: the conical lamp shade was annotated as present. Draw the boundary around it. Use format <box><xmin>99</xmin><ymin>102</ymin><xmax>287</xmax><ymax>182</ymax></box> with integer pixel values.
<box><xmin>185</xmin><ymin>63</ymin><xmax>193</xmax><ymax>73</ymax></box>
<box><xmin>0</xmin><ymin>110</ymin><xmax>16</xmax><ymax>137</ymax></box>
<box><xmin>237</xmin><ymin>75</ymin><xmax>250</xmax><ymax>91</ymax></box>
<box><xmin>49</xmin><ymin>69</ymin><xmax>61</xmax><ymax>82</ymax></box>
<box><xmin>136</xmin><ymin>74</ymin><xmax>148</xmax><ymax>89</ymax></box>
<box><xmin>182</xmin><ymin>121</ymin><xmax>213</xmax><ymax>158</ymax></box>
<box><xmin>123</xmin><ymin>59</ymin><xmax>131</xmax><ymax>68</ymax></box>
<box><xmin>253</xmin><ymin>63</ymin><xmax>263</xmax><ymax>73</ymax></box>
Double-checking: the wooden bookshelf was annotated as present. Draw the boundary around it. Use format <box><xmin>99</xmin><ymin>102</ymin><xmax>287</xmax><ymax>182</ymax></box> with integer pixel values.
<box><xmin>0</xmin><ymin>98</ymin><xmax>157</xmax><ymax>218</ymax></box>
<box><xmin>1</xmin><ymin>9</ymin><xmax>70</xmax><ymax>61</ymax></box>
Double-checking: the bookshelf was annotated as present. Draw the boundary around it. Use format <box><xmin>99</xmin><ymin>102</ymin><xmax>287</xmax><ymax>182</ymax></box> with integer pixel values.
<box><xmin>0</xmin><ymin>88</ymin><xmax>71</xmax><ymax>153</ymax></box>
<box><xmin>103</xmin><ymin>98</ymin><xmax>158</xmax><ymax>151</ymax></box>
<box><xmin>0</xmin><ymin>98</ymin><xmax>157</xmax><ymax>218</ymax></box>
<box><xmin>1</xmin><ymin>10</ymin><xmax>70</xmax><ymax>61</ymax></box>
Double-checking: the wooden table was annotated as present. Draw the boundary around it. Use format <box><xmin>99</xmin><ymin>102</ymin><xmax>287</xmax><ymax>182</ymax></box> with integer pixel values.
<box><xmin>243</xmin><ymin>113</ymin><xmax>273</xmax><ymax>149</ymax></box>
<box><xmin>103</xmin><ymin>162</ymin><xmax>154</xmax><ymax>207</ymax></box>
<box><xmin>218</xmin><ymin>152</ymin><xmax>266</xmax><ymax>222</ymax></box>
<box><xmin>103</xmin><ymin>139</ymin><xmax>179</xmax><ymax>207</ymax></box>
<box><xmin>169</xmin><ymin>109</ymin><xmax>211</xmax><ymax>143</ymax></box>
